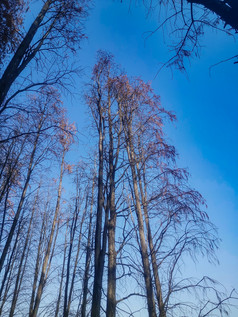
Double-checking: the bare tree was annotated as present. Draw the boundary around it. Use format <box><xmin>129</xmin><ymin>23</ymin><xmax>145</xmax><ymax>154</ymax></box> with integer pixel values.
<box><xmin>0</xmin><ymin>0</ymin><xmax>89</xmax><ymax>114</ymax></box>
<box><xmin>86</xmin><ymin>54</ymin><xmax>109</xmax><ymax>317</ymax></box>
<box><xmin>85</xmin><ymin>52</ymin><xmax>238</xmax><ymax>316</ymax></box>
<box><xmin>29</xmin><ymin>118</ymin><xmax>74</xmax><ymax>317</ymax></box>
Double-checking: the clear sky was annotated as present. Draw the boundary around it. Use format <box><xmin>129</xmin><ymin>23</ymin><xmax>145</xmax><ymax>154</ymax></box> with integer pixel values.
<box><xmin>66</xmin><ymin>0</ymin><xmax>238</xmax><ymax>313</ymax></box>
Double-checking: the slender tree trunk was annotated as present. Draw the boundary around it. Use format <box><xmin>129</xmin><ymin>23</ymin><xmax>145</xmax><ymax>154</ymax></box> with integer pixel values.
<box><xmin>123</xmin><ymin>121</ymin><xmax>156</xmax><ymax>317</ymax></box>
<box><xmin>30</xmin><ymin>149</ymin><xmax>65</xmax><ymax>317</ymax></box>
<box><xmin>106</xmin><ymin>191</ymin><xmax>116</xmax><ymax>317</ymax></box>
<box><xmin>106</xmin><ymin>100</ymin><xmax>117</xmax><ymax>317</ymax></box>
<box><xmin>0</xmin><ymin>186</ymin><xmax>10</xmax><ymax>244</ymax></box>
<box><xmin>55</xmin><ymin>220</ymin><xmax>69</xmax><ymax>317</ymax></box>
<box><xmin>9</xmin><ymin>190</ymin><xmax>38</xmax><ymax>317</ymax></box>
<box><xmin>63</xmin><ymin>208</ymin><xmax>78</xmax><ymax>317</ymax></box>
<box><xmin>137</xmin><ymin>161</ymin><xmax>166</xmax><ymax>317</ymax></box>
<box><xmin>29</xmin><ymin>206</ymin><xmax>48</xmax><ymax>316</ymax></box>
<box><xmin>91</xmin><ymin>107</ymin><xmax>106</xmax><ymax>317</ymax></box>
<box><xmin>91</xmin><ymin>206</ymin><xmax>108</xmax><ymax>317</ymax></box>
<box><xmin>81</xmin><ymin>177</ymin><xmax>95</xmax><ymax>317</ymax></box>
<box><xmin>64</xmin><ymin>196</ymin><xmax>87</xmax><ymax>317</ymax></box>
<box><xmin>0</xmin><ymin>221</ymin><xmax>21</xmax><ymax>315</ymax></box>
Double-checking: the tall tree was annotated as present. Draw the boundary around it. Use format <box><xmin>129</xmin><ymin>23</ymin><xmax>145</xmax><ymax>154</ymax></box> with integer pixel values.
<box><xmin>87</xmin><ymin>53</ymin><xmax>109</xmax><ymax>317</ymax></box>
<box><xmin>29</xmin><ymin>117</ymin><xmax>74</xmax><ymax>317</ymax></box>
<box><xmin>86</xmin><ymin>52</ymin><xmax>128</xmax><ymax>317</ymax></box>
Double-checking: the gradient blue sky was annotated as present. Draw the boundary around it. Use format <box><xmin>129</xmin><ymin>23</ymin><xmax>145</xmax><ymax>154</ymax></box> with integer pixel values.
<box><xmin>70</xmin><ymin>0</ymin><xmax>238</xmax><ymax>291</ymax></box>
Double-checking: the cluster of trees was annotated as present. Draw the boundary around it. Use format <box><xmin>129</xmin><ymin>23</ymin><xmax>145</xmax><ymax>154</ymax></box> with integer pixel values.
<box><xmin>0</xmin><ymin>0</ymin><xmax>237</xmax><ymax>316</ymax></box>
<box><xmin>82</xmin><ymin>51</ymin><xmax>236</xmax><ymax>316</ymax></box>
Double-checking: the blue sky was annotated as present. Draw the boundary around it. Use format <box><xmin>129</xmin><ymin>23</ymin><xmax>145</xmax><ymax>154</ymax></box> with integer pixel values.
<box><xmin>69</xmin><ymin>0</ymin><xmax>238</xmax><ymax>298</ymax></box>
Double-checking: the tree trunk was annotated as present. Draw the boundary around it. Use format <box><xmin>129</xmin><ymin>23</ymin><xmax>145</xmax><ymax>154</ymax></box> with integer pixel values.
<box><xmin>9</xmin><ymin>190</ymin><xmax>38</xmax><ymax>317</ymax></box>
<box><xmin>0</xmin><ymin>222</ymin><xmax>21</xmax><ymax>315</ymax></box>
<box><xmin>63</xmin><ymin>200</ymin><xmax>79</xmax><ymax>317</ymax></box>
<box><xmin>55</xmin><ymin>220</ymin><xmax>69</xmax><ymax>317</ymax></box>
<box><xmin>106</xmin><ymin>199</ymin><xmax>116</xmax><ymax>317</ymax></box>
<box><xmin>29</xmin><ymin>206</ymin><xmax>48</xmax><ymax>316</ymax></box>
<box><xmin>123</xmin><ymin>122</ymin><xmax>156</xmax><ymax>317</ymax></box>
<box><xmin>106</xmin><ymin>98</ymin><xmax>118</xmax><ymax>317</ymax></box>
<box><xmin>137</xmin><ymin>161</ymin><xmax>166</xmax><ymax>317</ymax></box>
<box><xmin>81</xmin><ymin>176</ymin><xmax>95</xmax><ymax>317</ymax></box>
<box><xmin>91</xmin><ymin>105</ymin><xmax>106</xmax><ymax>317</ymax></box>
<box><xmin>30</xmin><ymin>149</ymin><xmax>65</xmax><ymax>317</ymax></box>
<box><xmin>64</xmin><ymin>196</ymin><xmax>87</xmax><ymax>317</ymax></box>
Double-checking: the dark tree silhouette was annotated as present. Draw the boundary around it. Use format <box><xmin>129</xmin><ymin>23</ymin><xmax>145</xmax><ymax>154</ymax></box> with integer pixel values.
<box><xmin>136</xmin><ymin>0</ymin><xmax>238</xmax><ymax>69</ymax></box>
<box><xmin>0</xmin><ymin>0</ymin><xmax>89</xmax><ymax>114</ymax></box>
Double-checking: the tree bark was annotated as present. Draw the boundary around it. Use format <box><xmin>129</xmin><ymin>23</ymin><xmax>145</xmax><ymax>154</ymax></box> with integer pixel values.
<box><xmin>91</xmin><ymin>98</ymin><xmax>107</xmax><ymax>317</ymax></box>
<box><xmin>106</xmin><ymin>96</ymin><xmax>119</xmax><ymax>317</ymax></box>
<box><xmin>124</xmin><ymin>126</ymin><xmax>156</xmax><ymax>317</ymax></box>
<box><xmin>81</xmin><ymin>180</ymin><xmax>94</xmax><ymax>317</ymax></box>
<box><xmin>137</xmin><ymin>161</ymin><xmax>166</xmax><ymax>317</ymax></box>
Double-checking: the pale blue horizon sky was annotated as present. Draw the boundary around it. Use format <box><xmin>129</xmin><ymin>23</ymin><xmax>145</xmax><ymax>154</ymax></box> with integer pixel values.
<box><xmin>67</xmin><ymin>0</ymin><xmax>238</xmax><ymax>303</ymax></box>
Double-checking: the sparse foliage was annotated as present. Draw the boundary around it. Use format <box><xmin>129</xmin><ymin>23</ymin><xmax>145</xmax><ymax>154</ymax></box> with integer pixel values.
<box><xmin>0</xmin><ymin>0</ymin><xmax>237</xmax><ymax>315</ymax></box>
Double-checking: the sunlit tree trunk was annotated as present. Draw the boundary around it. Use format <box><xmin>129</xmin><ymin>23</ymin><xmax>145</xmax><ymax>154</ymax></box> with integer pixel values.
<box><xmin>136</xmin><ymin>159</ymin><xmax>166</xmax><ymax>317</ymax></box>
<box><xmin>122</xmin><ymin>115</ymin><xmax>156</xmax><ymax>317</ymax></box>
